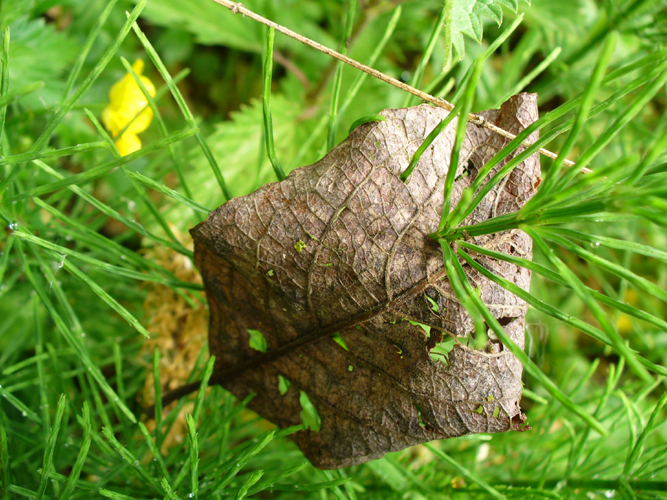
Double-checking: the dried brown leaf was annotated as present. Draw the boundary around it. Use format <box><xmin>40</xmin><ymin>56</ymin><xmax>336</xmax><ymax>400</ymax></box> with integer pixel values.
<box><xmin>191</xmin><ymin>94</ymin><xmax>540</xmax><ymax>469</ymax></box>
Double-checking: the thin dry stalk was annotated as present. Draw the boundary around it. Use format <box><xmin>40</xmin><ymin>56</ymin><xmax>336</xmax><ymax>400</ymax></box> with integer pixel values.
<box><xmin>210</xmin><ymin>0</ymin><xmax>590</xmax><ymax>173</ymax></box>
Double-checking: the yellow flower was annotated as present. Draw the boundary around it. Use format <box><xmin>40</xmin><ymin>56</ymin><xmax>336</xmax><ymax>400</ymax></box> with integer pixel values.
<box><xmin>102</xmin><ymin>59</ymin><xmax>156</xmax><ymax>156</ymax></box>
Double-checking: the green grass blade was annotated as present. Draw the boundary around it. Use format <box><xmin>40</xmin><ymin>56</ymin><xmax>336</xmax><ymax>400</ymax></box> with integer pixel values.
<box><xmin>57</xmin><ymin>255</ymin><xmax>151</xmax><ymax>339</ymax></box>
<box><xmin>35</xmin><ymin>394</ymin><xmax>66</xmax><ymax>500</ymax></box>
<box><xmin>458</xmin><ymin>240</ymin><xmax>667</xmax><ymax>333</ymax></box>
<box><xmin>13</xmin><ymin>228</ymin><xmax>199</xmax><ymax>290</ymax></box>
<box><xmin>424</xmin><ymin>444</ymin><xmax>506</xmax><ymax>499</ymax></box>
<box><xmin>527</xmin><ymin>227</ymin><xmax>653</xmax><ymax>383</ymax></box>
<box><xmin>0</xmin><ymin>141</ymin><xmax>109</xmax><ymax>166</ymax></box>
<box><xmin>624</xmin><ymin>391</ymin><xmax>667</xmax><ymax>475</ymax></box>
<box><xmin>328</xmin><ymin>0</ymin><xmax>356</xmax><ymax>149</ymax></box>
<box><xmin>493</xmin><ymin>46</ymin><xmax>562</xmax><ymax>108</ymax></box>
<box><xmin>120</xmin><ymin>56</ymin><xmax>192</xmax><ymax>198</ymax></box>
<box><xmin>439</xmin><ymin>57</ymin><xmax>483</xmax><ymax>232</ymax></box>
<box><xmin>262</xmin><ymin>27</ymin><xmax>286</xmax><ymax>180</ymax></box>
<box><xmin>546</xmin><ymin>227</ymin><xmax>667</xmax><ymax>263</ymax></box>
<box><xmin>554</xmin><ymin>57</ymin><xmax>667</xmax><ymax>190</ymax></box>
<box><xmin>130</xmin><ymin>20</ymin><xmax>232</xmax><ymax>200</ymax></box>
<box><xmin>289</xmin><ymin>5</ymin><xmax>401</xmax><ymax>171</ymax></box>
<box><xmin>449</xmin><ymin>14</ymin><xmax>524</xmax><ymax>106</ymax></box>
<box><xmin>444</xmin><ymin>243</ymin><xmax>608</xmax><ymax>435</ymax></box>
<box><xmin>102</xmin><ymin>426</ymin><xmax>160</xmax><ymax>492</ymax></box>
<box><xmin>17</xmin><ymin>240</ymin><xmax>137</xmax><ymax>423</ymax></box>
<box><xmin>186</xmin><ymin>415</ymin><xmax>200</xmax><ymax>499</ymax></box>
<box><xmin>60</xmin><ymin>0</ymin><xmax>118</xmax><ymax>103</ymax></box>
<box><xmin>0</xmin><ymin>81</ymin><xmax>44</xmax><ymax>108</ymax></box>
<box><xmin>246</xmin><ymin>462</ymin><xmax>309</xmax><ymax>497</ymax></box>
<box><xmin>0</xmin><ymin>386</ymin><xmax>42</xmax><ymax>424</ymax></box>
<box><xmin>0</xmin><ymin>422</ymin><xmax>8</xmax><ymax>497</ymax></box>
<box><xmin>153</xmin><ymin>349</ymin><xmax>163</xmax><ymax>452</ymax></box>
<box><xmin>33</xmin><ymin>0</ymin><xmax>146</xmax><ymax>152</ymax></box>
<box><xmin>8</xmin><ymin>128</ymin><xmax>198</xmax><ymax>203</ymax></box>
<box><xmin>0</xmin><ymin>27</ymin><xmax>9</xmax><ymax>158</ymax></box>
<box><xmin>399</xmin><ymin>99</ymin><xmax>462</xmax><ymax>182</ymax></box>
<box><xmin>161</xmin><ymin>478</ymin><xmax>183</xmax><ymax>500</ymax></box>
<box><xmin>123</xmin><ymin>169</ymin><xmax>210</xmax><ymax>214</ymax></box>
<box><xmin>192</xmin><ymin>356</ymin><xmax>215</xmax><ymax>425</ymax></box>
<box><xmin>0</xmin><ymin>233</ymin><xmax>14</xmax><ymax>285</ymax></box>
<box><xmin>59</xmin><ymin>402</ymin><xmax>92</xmax><ymax>500</ymax></box>
<box><xmin>138</xmin><ymin>421</ymin><xmax>169</xmax><ymax>481</ymax></box>
<box><xmin>234</xmin><ymin>470</ymin><xmax>264</xmax><ymax>500</ymax></box>
<box><xmin>402</xmin><ymin>3</ymin><xmax>446</xmax><ymax>107</ymax></box>
<box><xmin>210</xmin><ymin>430</ymin><xmax>276</xmax><ymax>495</ymax></box>
<box><xmin>457</xmin><ymin>246</ymin><xmax>667</xmax><ymax>377</ymax></box>
<box><xmin>524</xmin><ymin>31</ymin><xmax>617</xmax><ymax>208</ymax></box>
<box><xmin>540</xmin><ymin>229</ymin><xmax>667</xmax><ymax>304</ymax></box>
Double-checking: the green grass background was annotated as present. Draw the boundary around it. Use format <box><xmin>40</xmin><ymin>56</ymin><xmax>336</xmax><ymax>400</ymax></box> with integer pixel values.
<box><xmin>1</xmin><ymin>0</ymin><xmax>667</xmax><ymax>499</ymax></box>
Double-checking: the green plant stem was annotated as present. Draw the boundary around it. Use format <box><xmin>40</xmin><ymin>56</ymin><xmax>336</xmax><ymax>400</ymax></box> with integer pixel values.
<box><xmin>262</xmin><ymin>26</ymin><xmax>285</xmax><ymax>181</ymax></box>
<box><xmin>328</xmin><ymin>0</ymin><xmax>356</xmax><ymax>150</ymax></box>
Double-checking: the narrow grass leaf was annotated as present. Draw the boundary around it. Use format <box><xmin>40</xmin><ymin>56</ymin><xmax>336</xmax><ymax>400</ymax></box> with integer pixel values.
<box><xmin>153</xmin><ymin>348</ymin><xmax>163</xmax><ymax>452</ymax></box>
<box><xmin>235</xmin><ymin>470</ymin><xmax>264</xmax><ymax>500</ymax></box>
<box><xmin>0</xmin><ymin>422</ymin><xmax>8</xmax><ymax>497</ymax></box>
<box><xmin>458</xmin><ymin>240</ymin><xmax>667</xmax><ymax>333</ymax></box>
<box><xmin>328</xmin><ymin>0</ymin><xmax>357</xmax><ymax>149</ymax></box>
<box><xmin>210</xmin><ymin>430</ymin><xmax>276</xmax><ymax>495</ymax></box>
<box><xmin>0</xmin><ymin>386</ymin><xmax>41</xmax><ymax>424</ymax></box>
<box><xmin>192</xmin><ymin>356</ymin><xmax>215</xmax><ymax>425</ymax></box>
<box><xmin>120</xmin><ymin>56</ymin><xmax>192</xmax><ymax>197</ymax></box>
<box><xmin>130</xmin><ymin>20</ymin><xmax>232</xmax><ymax>200</ymax></box>
<box><xmin>186</xmin><ymin>415</ymin><xmax>199</xmax><ymax>500</ymax></box>
<box><xmin>9</xmin><ymin>128</ymin><xmax>197</xmax><ymax>202</ymax></box>
<box><xmin>102</xmin><ymin>426</ymin><xmax>160</xmax><ymax>492</ymax></box>
<box><xmin>246</xmin><ymin>462</ymin><xmax>309</xmax><ymax>496</ymax></box>
<box><xmin>624</xmin><ymin>391</ymin><xmax>667</xmax><ymax>475</ymax></box>
<box><xmin>59</xmin><ymin>402</ymin><xmax>92</xmax><ymax>500</ymax></box>
<box><xmin>445</xmin><ymin>244</ymin><xmax>608</xmax><ymax>435</ymax></box>
<box><xmin>123</xmin><ymin>169</ymin><xmax>210</xmax><ymax>214</ymax></box>
<box><xmin>35</xmin><ymin>395</ymin><xmax>66</xmax><ymax>500</ymax></box>
<box><xmin>439</xmin><ymin>57</ymin><xmax>483</xmax><ymax>231</ymax></box>
<box><xmin>0</xmin><ymin>141</ymin><xmax>108</xmax><ymax>166</ymax></box>
<box><xmin>0</xmin><ymin>27</ymin><xmax>10</xmax><ymax>157</ymax></box>
<box><xmin>493</xmin><ymin>46</ymin><xmax>561</xmax><ymax>108</ymax></box>
<box><xmin>33</xmin><ymin>0</ymin><xmax>147</xmax><ymax>152</ymax></box>
<box><xmin>403</xmin><ymin>4</ymin><xmax>447</xmax><ymax>108</ymax></box>
<box><xmin>17</xmin><ymin>241</ymin><xmax>136</xmax><ymax>423</ymax></box>
<box><xmin>264</xmin><ymin>477</ymin><xmax>351</xmax><ymax>492</ymax></box>
<box><xmin>528</xmin><ymin>227</ymin><xmax>653</xmax><ymax>383</ymax></box>
<box><xmin>400</xmin><ymin>99</ymin><xmax>462</xmax><ymax>182</ymax></box>
<box><xmin>424</xmin><ymin>443</ymin><xmax>506</xmax><ymax>499</ymax></box>
<box><xmin>60</xmin><ymin>0</ymin><xmax>117</xmax><ymax>102</ymax></box>
<box><xmin>539</xmin><ymin>229</ymin><xmax>667</xmax><ymax>304</ymax></box>
<box><xmin>262</xmin><ymin>27</ymin><xmax>285</xmax><ymax>180</ymax></box>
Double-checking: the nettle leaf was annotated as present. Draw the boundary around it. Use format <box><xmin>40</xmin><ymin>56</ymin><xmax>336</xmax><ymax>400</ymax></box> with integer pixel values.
<box><xmin>192</xmin><ymin>94</ymin><xmax>540</xmax><ymax>469</ymax></box>
<box><xmin>451</xmin><ymin>0</ymin><xmax>520</xmax><ymax>60</ymax></box>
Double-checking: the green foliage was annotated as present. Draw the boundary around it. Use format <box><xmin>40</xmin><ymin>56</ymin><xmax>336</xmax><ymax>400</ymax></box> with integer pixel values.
<box><xmin>1</xmin><ymin>0</ymin><xmax>667</xmax><ymax>499</ymax></box>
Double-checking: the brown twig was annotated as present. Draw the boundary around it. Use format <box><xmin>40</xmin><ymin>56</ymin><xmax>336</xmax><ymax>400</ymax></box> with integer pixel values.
<box><xmin>211</xmin><ymin>0</ymin><xmax>591</xmax><ymax>173</ymax></box>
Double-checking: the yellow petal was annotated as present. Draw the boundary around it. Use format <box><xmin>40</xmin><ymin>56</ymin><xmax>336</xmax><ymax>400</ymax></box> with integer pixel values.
<box><xmin>102</xmin><ymin>59</ymin><xmax>156</xmax><ymax>138</ymax></box>
<box><xmin>115</xmin><ymin>133</ymin><xmax>142</xmax><ymax>157</ymax></box>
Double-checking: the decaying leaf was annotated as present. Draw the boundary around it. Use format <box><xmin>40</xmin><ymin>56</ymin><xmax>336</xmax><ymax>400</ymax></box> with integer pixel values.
<box><xmin>191</xmin><ymin>94</ymin><xmax>540</xmax><ymax>469</ymax></box>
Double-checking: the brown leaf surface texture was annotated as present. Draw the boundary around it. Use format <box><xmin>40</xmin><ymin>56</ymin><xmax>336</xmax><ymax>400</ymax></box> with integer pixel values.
<box><xmin>191</xmin><ymin>94</ymin><xmax>541</xmax><ymax>469</ymax></box>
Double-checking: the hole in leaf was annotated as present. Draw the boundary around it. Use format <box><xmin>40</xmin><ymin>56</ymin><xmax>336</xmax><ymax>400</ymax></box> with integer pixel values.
<box><xmin>331</xmin><ymin>332</ymin><xmax>349</xmax><ymax>351</ymax></box>
<box><xmin>278</xmin><ymin>375</ymin><xmax>291</xmax><ymax>395</ymax></box>
<box><xmin>425</xmin><ymin>294</ymin><xmax>439</xmax><ymax>313</ymax></box>
<box><xmin>414</xmin><ymin>403</ymin><xmax>426</xmax><ymax>428</ymax></box>
<box><xmin>493</xmin><ymin>406</ymin><xmax>500</xmax><ymax>418</ymax></box>
<box><xmin>246</xmin><ymin>329</ymin><xmax>267</xmax><ymax>352</ymax></box>
<box><xmin>429</xmin><ymin>336</ymin><xmax>455</xmax><ymax>364</ymax></box>
<box><xmin>348</xmin><ymin>365</ymin><xmax>353</xmax><ymax>372</ymax></box>
<box><xmin>299</xmin><ymin>391</ymin><xmax>321</xmax><ymax>432</ymax></box>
